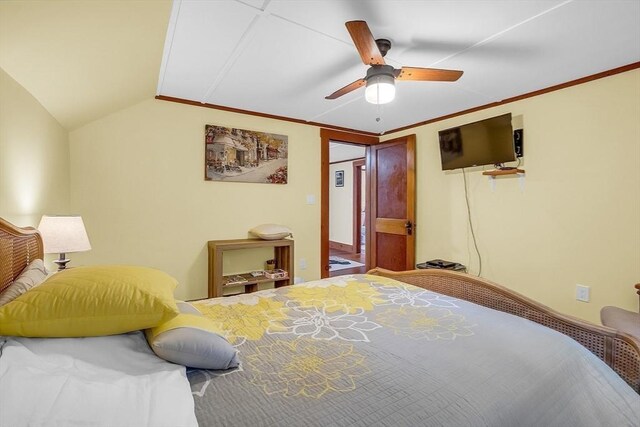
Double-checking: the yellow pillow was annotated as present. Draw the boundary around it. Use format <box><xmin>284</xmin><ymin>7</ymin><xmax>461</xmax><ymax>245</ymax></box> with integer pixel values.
<box><xmin>0</xmin><ymin>265</ymin><xmax>180</xmax><ymax>338</ymax></box>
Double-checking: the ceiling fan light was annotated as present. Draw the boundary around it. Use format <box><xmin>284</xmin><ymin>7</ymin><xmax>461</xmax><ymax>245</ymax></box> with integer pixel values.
<box><xmin>365</xmin><ymin>74</ymin><xmax>395</xmax><ymax>104</ymax></box>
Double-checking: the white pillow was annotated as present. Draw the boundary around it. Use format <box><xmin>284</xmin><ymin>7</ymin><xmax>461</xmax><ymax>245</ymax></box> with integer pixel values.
<box><xmin>176</xmin><ymin>300</ymin><xmax>202</xmax><ymax>315</ymax></box>
<box><xmin>249</xmin><ymin>224</ymin><xmax>292</xmax><ymax>240</ymax></box>
<box><xmin>0</xmin><ymin>259</ymin><xmax>48</xmax><ymax>306</ymax></box>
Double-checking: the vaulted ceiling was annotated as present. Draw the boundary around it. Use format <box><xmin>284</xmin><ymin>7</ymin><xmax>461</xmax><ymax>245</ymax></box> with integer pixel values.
<box><xmin>1</xmin><ymin>1</ymin><xmax>639</xmax><ymax>133</ymax></box>
<box><xmin>0</xmin><ymin>1</ymin><xmax>172</xmax><ymax>130</ymax></box>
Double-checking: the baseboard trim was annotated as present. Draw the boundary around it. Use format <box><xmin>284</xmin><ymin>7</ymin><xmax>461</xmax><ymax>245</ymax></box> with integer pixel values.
<box><xmin>329</xmin><ymin>240</ymin><xmax>354</xmax><ymax>253</ymax></box>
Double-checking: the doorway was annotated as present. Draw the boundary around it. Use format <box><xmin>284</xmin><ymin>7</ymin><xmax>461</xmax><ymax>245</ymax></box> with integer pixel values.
<box><xmin>320</xmin><ymin>129</ymin><xmax>417</xmax><ymax>279</ymax></box>
<box><xmin>320</xmin><ymin>129</ymin><xmax>377</xmax><ymax>278</ymax></box>
<box><xmin>328</xmin><ymin>143</ymin><xmax>367</xmax><ymax>277</ymax></box>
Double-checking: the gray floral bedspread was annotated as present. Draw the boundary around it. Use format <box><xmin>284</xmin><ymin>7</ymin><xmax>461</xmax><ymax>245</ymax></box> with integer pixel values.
<box><xmin>188</xmin><ymin>274</ymin><xmax>640</xmax><ymax>426</ymax></box>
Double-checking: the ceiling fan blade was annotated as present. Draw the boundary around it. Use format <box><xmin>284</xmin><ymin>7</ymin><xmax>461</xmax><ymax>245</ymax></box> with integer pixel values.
<box><xmin>395</xmin><ymin>67</ymin><xmax>463</xmax><ymax>81</ymax></box>
<box><xmin>345</xmin><ymin>21</ymin><xmax>385</xmax><ymax>66</ymax></box>
<box><xmin>325</xmin><ymin>78</ymin><xmax>366</xmax><ymax>100</ymax></box>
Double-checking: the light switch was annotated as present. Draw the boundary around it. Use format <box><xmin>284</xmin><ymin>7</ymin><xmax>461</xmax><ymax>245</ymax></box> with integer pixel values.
<box><xmin>306</xmin><ymin>195</ymin><xmax>316</xmax><ymax>205</ymax></box>
<box><xmin>576</xmin><ymin>284</ymin><xmax>590</xmax><ymax>302</ymax></box>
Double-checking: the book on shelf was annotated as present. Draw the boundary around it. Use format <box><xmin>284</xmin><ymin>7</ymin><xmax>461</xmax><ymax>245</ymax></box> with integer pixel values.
<box><xmin>264</xmin><ymin>269</ymin><xmax>288</xmax><ymax>279</ymax></box>
<box><xmin>224</xmin><ymin>275</ymin><xmax>248</xmax><ymax>285</ymax></box>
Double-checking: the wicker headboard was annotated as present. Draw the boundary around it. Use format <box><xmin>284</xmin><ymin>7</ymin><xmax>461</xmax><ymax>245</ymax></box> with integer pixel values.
<box><xmin>0</xmin><ymin>217</ymin><xmax>44</xmax><ymax>293</ymax></box>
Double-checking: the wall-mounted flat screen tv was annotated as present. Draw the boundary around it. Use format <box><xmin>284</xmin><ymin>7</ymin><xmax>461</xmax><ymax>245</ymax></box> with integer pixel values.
<box><xmin>438</xmin><ymin>113</ymin><xmax>516</xmax><ymax>171</ymax></box>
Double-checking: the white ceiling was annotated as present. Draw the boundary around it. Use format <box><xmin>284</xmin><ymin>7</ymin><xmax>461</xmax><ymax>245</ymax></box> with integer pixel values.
<box><xmin>1</xmin><ymin>1</ymin><xmax>638</xmax><ymax>133</ymax></box>
<box><xmin>158</xmin><ymin>0</ymin><xmax>640</xmax><ymax>134</ymax></box>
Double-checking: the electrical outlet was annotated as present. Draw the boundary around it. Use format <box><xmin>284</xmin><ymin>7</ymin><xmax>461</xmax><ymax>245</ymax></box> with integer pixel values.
<box><xmin>299</xmin><ymin>258</ymin><xmax>307</xmax><ymax>270</ymax></box>
<box><xmin>576</xmin><ymin>284</ymin><xmax>590</xmax><ymax>302</ymax></box>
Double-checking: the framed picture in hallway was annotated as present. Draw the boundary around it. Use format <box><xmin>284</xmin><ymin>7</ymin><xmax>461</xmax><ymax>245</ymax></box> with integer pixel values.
<box><xmin>204</xmin><ymin>124</ymin><xmax>288</xmax><ymax>184</ymax></box>
<box><xmin>335</xmin><ymin>170</ymin><xmax>344</xmax><ymax>187</ymax></box>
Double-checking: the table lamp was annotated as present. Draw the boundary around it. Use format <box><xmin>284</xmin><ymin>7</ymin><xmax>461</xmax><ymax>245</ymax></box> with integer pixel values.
<box><xmin>38</xmin><ymin>215</ymin><xmax>92</xmax><ymax>270</ymax></box>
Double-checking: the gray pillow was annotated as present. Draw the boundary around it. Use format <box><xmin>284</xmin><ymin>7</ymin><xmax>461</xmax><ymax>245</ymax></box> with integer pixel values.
<box><xmin>0</xmin><ymin>259</ymin><xmax>48</xmax><ymax>306</ymax></box>
<box><xmin>150</xmin><ymin>327</ymin><xmax>239</xmax><ymax>370</ymax></box>
<box><xmin>145</xmin><ymin>302</ymin><xmax>239</xmax><ymax>370</ymax></box>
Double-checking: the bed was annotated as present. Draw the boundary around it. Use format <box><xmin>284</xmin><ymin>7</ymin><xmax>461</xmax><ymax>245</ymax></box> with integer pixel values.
<box><xmin>1</xmin><ymin>217</ymin><xmax>639</xmax><ymax>426</ymax></box>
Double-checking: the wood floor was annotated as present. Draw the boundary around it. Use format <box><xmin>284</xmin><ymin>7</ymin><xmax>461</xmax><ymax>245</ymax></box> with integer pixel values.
<box><xmin>329</xmin><ymin>248</ymin><xmax>367</xmax><ymax>277</ymax></box>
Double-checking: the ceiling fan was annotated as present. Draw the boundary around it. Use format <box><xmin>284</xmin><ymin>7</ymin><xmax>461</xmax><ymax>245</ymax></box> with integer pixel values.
<box><xmin>326</xmin><ymin>21</ymin><xmax>463</xmax><ymax>104</ymax></box>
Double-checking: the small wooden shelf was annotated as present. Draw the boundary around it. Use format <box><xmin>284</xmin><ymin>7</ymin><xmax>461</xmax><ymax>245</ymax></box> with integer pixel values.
<box><xmin>482</xmin><ymin>168</ymin><xmax>525</xmax><ymax>176</ymax></box>
<box><xmin>208</xmin><ymin>238</ymin><xmax>294</xmax><ymax>298</ymax></box>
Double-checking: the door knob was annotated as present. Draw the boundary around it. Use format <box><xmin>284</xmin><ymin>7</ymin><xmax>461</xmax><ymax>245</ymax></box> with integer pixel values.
<box><xmin>405</xmin><ymin>221</ymin><xmax>413</xmax><ymax>235</ymax></box>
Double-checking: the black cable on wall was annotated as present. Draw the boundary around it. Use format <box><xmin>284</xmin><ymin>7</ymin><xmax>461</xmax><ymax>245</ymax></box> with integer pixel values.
<box><xmin>462</xmin><ymin>168</ymin><xmax>482</xmax><ymax>277</ymax></box>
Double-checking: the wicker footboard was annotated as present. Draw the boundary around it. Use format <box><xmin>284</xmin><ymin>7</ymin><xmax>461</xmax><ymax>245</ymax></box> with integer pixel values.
<box><xmin>368</xmin><ymin>268</ymin><xmax>640</xmax><ymax>393</ymax></box>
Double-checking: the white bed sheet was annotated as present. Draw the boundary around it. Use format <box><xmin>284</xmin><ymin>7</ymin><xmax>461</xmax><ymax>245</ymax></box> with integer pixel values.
<box><xmin>0</xmin><ymin>331</ymin><xmax>198</xmax><ymax>427</ymax></box>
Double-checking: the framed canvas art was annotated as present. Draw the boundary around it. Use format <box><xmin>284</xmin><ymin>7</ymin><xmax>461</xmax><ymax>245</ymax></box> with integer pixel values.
<box><xmin>205</xmin><ymin>125</ymin><xmax>288</xmax><ymax>184</ymax></box>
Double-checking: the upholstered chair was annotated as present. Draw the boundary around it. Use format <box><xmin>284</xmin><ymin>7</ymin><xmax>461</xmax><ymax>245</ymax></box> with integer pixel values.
<box><xmin>601</xmin><ymin>284</ymin><xmax>640</xmax><ymax>341</ymax></box>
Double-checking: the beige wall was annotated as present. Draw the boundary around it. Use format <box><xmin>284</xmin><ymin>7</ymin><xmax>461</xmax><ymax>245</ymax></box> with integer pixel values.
<box><xmin>17</xmin><ymin>65</ymin><xmax>634</xmax><ymax>322</ymax></box>
<box><xmin>0</xmin><ymin>67</ymin><xmax>69</xmax><ymax>228</ymax></box>
<box><xmin>329</xmin><ymin>161</ymin><xmax>355</xmax><ymax>246</ymax></box>
<box><xmin>69</xmin><ymin>99</ymin><xmax>321</xmax><ymax>300</ymax></box>
<box><xmin>383</xmin><ymin>69</ymin><xmax>640</xmax><ymax>323</ymax></box>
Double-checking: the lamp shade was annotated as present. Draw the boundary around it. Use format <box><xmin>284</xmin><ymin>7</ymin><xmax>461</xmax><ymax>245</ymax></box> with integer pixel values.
<box><xmin>38</xmin><ymin>215</ymin><xmax>91</xmax><ymax>254</ymax></box>
<box><xmin>365</xmin><ymin>74</ymin><xmax>396</xmax><ymax>104</ymax></box>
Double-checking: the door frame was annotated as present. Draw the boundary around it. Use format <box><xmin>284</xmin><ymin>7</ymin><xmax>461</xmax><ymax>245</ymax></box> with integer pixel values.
<box><xmin>320</xmin><ymin>129</ymin><xmax>378</xmax><ymax>278</ymax></box>
<box><xmin>352</xmin><ymin>159</ymin><xmax>365</xmax><ymax>255</ymax></box>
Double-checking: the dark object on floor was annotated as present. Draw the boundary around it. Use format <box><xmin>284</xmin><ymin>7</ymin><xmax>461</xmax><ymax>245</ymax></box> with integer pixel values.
<box><xmin>329</xmin><ymin>259</ymin><xmax>351</xmax><ymax>265</ymax></box>
<box><xmin>416</xmin><ymin>259</ymin><xmax>467</xmax><ymax>272</ymax></box>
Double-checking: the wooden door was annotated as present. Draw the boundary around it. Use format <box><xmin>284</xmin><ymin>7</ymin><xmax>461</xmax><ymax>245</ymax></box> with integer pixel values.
<box><xmin>368</xmin><ymin>135</ymin><xmax>416</xmax><ymax>271</ymax></box>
